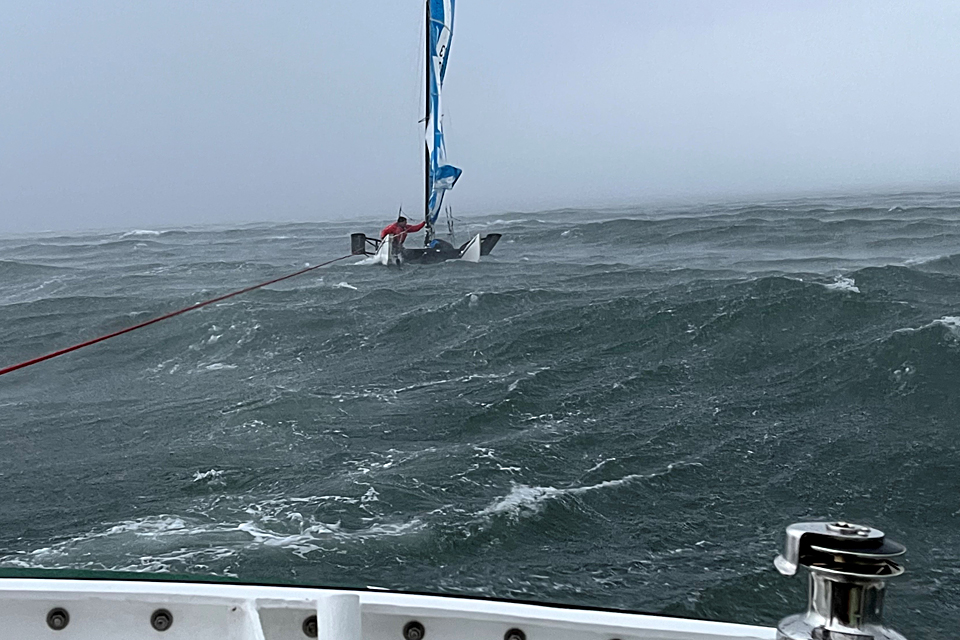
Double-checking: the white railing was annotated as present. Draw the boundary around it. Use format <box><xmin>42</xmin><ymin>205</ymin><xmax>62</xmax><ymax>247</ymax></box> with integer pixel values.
<box><xmin>0</xmin><ymin>578</ymin><xmax>776</xmax><ymax>640</ymax></box>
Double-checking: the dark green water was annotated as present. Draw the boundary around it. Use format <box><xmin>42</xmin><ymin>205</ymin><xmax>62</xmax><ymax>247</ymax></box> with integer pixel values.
<box><xmin>2</xmin><ymin>194</ymin><xmax>959</xmax><ymax>635</ymax></box>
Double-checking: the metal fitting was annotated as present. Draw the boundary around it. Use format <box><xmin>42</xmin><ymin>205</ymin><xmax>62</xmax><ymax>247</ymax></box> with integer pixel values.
<box><xmin>775</xmin><ymin>521</ymin><xmax>906</xmax><ymax>640</ymax></box>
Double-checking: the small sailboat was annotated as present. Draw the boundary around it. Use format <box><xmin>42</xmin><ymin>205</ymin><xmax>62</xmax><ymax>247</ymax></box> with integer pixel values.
<box><xmin>351</xmin><ymin>0</ymin><xmax>501</xmax><ymax>265</ymax></box>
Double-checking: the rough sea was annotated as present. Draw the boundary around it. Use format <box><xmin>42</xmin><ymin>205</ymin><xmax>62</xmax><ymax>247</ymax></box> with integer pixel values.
<box><xmin>1</xmin><ymin>193</ymin><xmax>958</xmax><ymax>636</ymax></box>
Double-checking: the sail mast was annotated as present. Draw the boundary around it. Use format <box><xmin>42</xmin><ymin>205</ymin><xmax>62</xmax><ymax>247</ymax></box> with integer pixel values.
<box><xmin>423</xmin><ymin>0</ymin><xmax>432</xmax><ymax>243</ymax></box>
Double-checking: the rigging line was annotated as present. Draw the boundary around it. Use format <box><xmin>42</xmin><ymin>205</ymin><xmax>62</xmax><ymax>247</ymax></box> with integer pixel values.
<box><xmin>0</xmin><ymin>253</ymin><xmax>353</xmax><ymax>378</ymax></box>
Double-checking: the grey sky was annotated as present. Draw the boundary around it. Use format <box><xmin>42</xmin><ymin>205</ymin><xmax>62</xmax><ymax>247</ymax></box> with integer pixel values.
<box><xmin>2</xmin><ymin>1</ymin><xmax>959</xmax><ymax>233</ymax></box>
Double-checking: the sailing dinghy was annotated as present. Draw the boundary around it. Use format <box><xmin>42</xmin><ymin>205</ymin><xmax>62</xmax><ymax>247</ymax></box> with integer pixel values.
<box><xmin>351</xmin><ymin>0</ymin><xmax>501</xmax><ymax>265</ymax></box>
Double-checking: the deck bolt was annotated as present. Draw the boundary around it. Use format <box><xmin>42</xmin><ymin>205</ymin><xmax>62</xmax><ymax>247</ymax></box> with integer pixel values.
<box><xmin>403</xmin><ymin>620</ymin><xmax>425</xmax><ymax>640</ymax></box>
<box><xmin>505</xmin><ymin>629</ymin><xmax>526</xmax><ymax>640</ymax></box>
<box><xmin>46</xmin><ymin>608</ymin><xmax>69</xmax><ymax>631</ymax></box>
<box><xmin>151</xmin><ymin>608</ymin><xmax>173</xmax><ymax>632</ymax></box>
<box><xmin>302</xmin><ymin>614</ymin><xmax>318</xmax><ymax>638</ymax></box>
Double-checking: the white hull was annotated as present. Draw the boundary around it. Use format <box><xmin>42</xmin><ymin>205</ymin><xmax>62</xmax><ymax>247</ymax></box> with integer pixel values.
<box><xmin>366</xmin><ymin>233</ymin><xmax>487</xmax><ymax>267</ymax></box>
<box><xmin>0</xmin><ymin>577</ymin><xmax>775</xmax><ymax>640</ymax></box>
<box><xmin>459</xmin><ymin>233</ymin><xmax>481</xmax><ymax>263</ymax></box>
<box><xmin>372</xmin><ymin>234</ymin><xmax>397</xmax><ymax>266</ymax></box>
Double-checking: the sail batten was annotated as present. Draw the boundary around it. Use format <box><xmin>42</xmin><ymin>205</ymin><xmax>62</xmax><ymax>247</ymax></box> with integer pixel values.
<box><xmin>424</xmin><ymin>0</ymin><xmax>461</xmax><ymax>234</ymax></box>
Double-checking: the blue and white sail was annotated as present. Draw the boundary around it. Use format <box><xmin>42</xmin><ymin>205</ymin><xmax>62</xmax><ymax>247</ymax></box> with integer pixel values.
<box><xmin>425</xmin><ymin>0</ymin><xmax>462</xmax><ymax>228</ymax></box>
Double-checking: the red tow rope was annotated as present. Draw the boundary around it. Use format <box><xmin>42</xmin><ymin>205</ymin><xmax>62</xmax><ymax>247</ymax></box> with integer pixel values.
<box><xmin>0</xmin><ymin>254</ymin><xmax>352</xmax><ymax>378</ymax></box>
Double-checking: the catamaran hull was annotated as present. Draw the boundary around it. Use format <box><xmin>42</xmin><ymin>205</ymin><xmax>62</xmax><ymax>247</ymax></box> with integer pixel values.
<box><xmin>352</xmin><ymin>233</ymin><xmax>501</xmax><ymax>266</ymax></box>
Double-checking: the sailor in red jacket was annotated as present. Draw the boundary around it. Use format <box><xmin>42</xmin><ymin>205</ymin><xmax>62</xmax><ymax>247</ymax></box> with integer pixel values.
<box><xmin>380</xmin><ymin>215</ymin><xmax>425</xmax><ymax>245</ymax></box>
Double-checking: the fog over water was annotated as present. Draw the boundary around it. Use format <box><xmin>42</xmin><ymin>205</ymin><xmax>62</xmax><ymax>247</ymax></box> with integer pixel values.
<box><xmin>2</xmin><ymin>0</ymin><xmax>959</xmax><ymax>233</ymax></box>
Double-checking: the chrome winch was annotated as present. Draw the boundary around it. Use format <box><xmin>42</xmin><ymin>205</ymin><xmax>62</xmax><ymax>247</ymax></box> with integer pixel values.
<box><xmin>775</xmin><ymin>521</ymin><xmax>906</xmax><ymax>640</ymax></box>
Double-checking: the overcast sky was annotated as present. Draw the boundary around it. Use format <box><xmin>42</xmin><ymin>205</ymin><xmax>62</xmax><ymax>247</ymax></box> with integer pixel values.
<box><xmin>2</xmin><ymin>1</ymin><xmax>959</xmax><ymax>233</ymax></box>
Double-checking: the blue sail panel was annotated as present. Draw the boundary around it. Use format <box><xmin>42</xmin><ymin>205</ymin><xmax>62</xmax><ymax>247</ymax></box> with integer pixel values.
<box><xmin>426</xmin><ymin>0</ymin><xmax>460</xmax><ymax>227</ymax></box>
<box><xmin>428</xmin><ymin>163</ymin><xmax>462</xmax><ymax>223</ymax></box>
<box><xmin>434</xmin><ymin>163</ymin><xmax>462</xmax><ymax>188</ymax></box>
<box><xmin>429</xmin><ymin>0</ymin><xmax>454</xmax><ymax>85</ymax></box>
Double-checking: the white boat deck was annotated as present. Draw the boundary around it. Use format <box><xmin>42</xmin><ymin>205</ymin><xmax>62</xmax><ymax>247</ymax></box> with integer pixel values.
<box><xmin>0</xmin><ymin>578</ymin><xmax>776</xmax><ymax>640</ymax></box>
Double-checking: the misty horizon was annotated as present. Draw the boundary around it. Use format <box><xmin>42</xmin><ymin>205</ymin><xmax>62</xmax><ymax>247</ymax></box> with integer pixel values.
<box><xmin>3</xmin><ymin>1</ymin><xmax>959</xmax><ymax>234</ymax></box>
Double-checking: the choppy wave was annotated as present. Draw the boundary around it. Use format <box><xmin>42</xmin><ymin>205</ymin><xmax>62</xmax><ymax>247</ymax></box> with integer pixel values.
<box><xmin>0</xmin><ymin>491</ymin><xmax>425</xmax><ymax>575</ymax></box>
<box><xmin>0</xmin><ymin>260</ymin><xmax>72</xmax><ymax>278</ymax></box>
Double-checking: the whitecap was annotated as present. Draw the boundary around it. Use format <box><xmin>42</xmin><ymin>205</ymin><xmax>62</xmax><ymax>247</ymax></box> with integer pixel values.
<box><xmin>935</xmin><ymin>316</ymin><xmax>960</xmax><ymax>337</ymax></box>
<box><xmin>479</xmin><ymin>462</ymin><xmax>702</xmax><ymax>521</ymax></box>
<box><xmin>0</xmin><ymin>495</ymin><xmax>426</xmax><ymax>574</ymax></box>
<box><xmin>203</xmin><ymin>363</ymin><xmax>237</xmax><ymax>371</ymax></box>
<box><xmin>120</xmin><ymin>230</ymin><xmax>161</xmax><ymax>238</ymax></box>
<box><xmin>824</xmin><ymin>276</ymin><xmax>860</xmax><ymax>293</ymax></box>
<box><xmin>935</xmin><ymin>316</ymin><xmax>960</xmax><ymax>327</ymax></box>
<box><xmin>904</xmin><ymin>255</ymin><xmax>942</xmax><ymax>266</ymax></box>
<box><xmin>192</xmin><ymin>469</ymin><xmax>225</xmax><ymax>485</ymax></box>
<box><xmin>478</xmin><ymin>484</ymin><xmax>561</xmax><ymax>518</ymax></box>
<box><xmin>895</xmin><ymin>315</ymin><xmax>960</xmax><ymax>338</ymax></box>
<box><xmin>334</xmin><ymin>282</ymin><xmax>358</xmax><ymax>290</ymax></box>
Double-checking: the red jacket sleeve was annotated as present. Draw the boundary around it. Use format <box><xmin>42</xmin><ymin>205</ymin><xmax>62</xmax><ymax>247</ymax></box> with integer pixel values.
<box><xmin>380</xmin><ymin>223</ymin><xmax>397</xmax><ymax>239</ymax></box>
<box><xmin>407</xmin><ymin>221</ymin><xmax>426</xmax><ymax>233</ymax></box>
